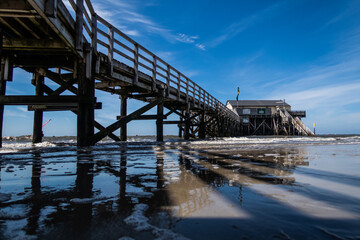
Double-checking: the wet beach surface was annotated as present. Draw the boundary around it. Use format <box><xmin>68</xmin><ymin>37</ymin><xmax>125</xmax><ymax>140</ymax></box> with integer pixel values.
<box><xmin>0</xmin><ymin>136</ymin><xmax>360</xmax><ymax>239</ymax></box>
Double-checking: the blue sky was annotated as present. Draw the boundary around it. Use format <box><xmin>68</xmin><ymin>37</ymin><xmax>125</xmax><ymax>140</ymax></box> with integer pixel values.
<box><xmin>3</xmin><ymin>0</ymin><xmax>360</xmax><ymax>136</ymax></box>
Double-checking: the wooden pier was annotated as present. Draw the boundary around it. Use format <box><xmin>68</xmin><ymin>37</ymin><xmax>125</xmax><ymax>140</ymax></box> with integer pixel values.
<box><xmin>0</xmin><ymin>0</ymin><xmax>241</xmax><ymax>147</ymax></box>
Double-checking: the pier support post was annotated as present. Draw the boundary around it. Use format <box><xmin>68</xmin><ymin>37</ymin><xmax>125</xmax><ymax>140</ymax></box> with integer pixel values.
<box><xmin>0</xmin><ymin>75</ymin><xmax>6</xmax><ymax>147</ymax></box>
<box><xmin>0</xmin><ymin>28</ymin><xmax>5</xmax><ymax>148</ymax></box>
<box><xmin>199</xmin><ymin>111</ymin><xmax>206</xmax><ymax>139</ymax></box>
<box><xmin>178</xmin><ymin>115</ymin><xmax>183</xmax><ymax>138</ymax></box>
<box><xmin>32</xmin><ymin>73</ymin><xmax>44</xmax><ymax>143</ymax></box>
<box><xmin>156</xmin><ymin>103</ymin><xmax>164</xmax><ymax>142</ymax></box>
<box><xmin>77</xmin><ymin>44</ymin><xmax>95</xmax><ymax>147</ymax></box>
<box><xmin>184</xmin><ymin>102</ymin><xmax>190</xmax><ymax>140</ymax></box>
<box><xmin>120</xmin><ymin>94</ymin><xmax>127</xmax><ymax>141</ymax></box>
<box><xmin>156</xmin><ymin>88</ymin><xmax>165</xmax><ymax>142</ymax></box>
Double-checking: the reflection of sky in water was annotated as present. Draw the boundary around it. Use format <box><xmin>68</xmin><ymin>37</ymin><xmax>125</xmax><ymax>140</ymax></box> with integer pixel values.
<box><xmin>0</xmin><ymin>137</ymin><xmax>359</xmax><ymax>239</ymax></box>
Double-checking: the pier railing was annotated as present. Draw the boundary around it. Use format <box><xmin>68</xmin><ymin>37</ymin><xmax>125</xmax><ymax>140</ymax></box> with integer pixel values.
<box><xmin>65</xmin><ymin>0</ymin><xmax>239</xmax><ymax>122</ymax></box>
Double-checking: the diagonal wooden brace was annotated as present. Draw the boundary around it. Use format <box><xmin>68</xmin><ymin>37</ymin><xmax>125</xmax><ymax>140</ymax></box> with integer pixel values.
<box><xmin>41</xmin><ymin>68</ymin><xmax>78</xmax><ymax>94</ymax></box>
<box><xmin>91</xmin><ymin>96</ymin><xmax>163</xmax><ymax>144</ymax></box>
<box><xmin>30</xmin><ymin>77</ymin><xmax>119</xmax><ymax>141</ymax></box>
<box><xmin>50</xmin><ymin>77</ymin><xmax>78</xmax><ymax>96</ymax></box>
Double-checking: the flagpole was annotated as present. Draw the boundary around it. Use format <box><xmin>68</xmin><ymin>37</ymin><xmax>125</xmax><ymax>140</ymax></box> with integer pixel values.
<box><xmin>236</xmin><ymin>87</ymin><xmax>239</xmax><ymax>111</ymax></box>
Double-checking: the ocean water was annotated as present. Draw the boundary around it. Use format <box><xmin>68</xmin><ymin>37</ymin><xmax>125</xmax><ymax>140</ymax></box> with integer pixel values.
<box><xmin>0</xmin><ymin>136</ymin><xmax>360</xmax><ymax>239</ymax></box>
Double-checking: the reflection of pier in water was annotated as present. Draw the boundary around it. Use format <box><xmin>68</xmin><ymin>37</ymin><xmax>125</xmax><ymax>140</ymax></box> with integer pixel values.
<box><xmin>0</xmin><ymin>142</ymin><xmax>314</xmax><ymax>238</ymax></box>
<box><xmin>154</xmin><ymin>144</ymin><xmax>310</xmax><ymax>218</ymax></box>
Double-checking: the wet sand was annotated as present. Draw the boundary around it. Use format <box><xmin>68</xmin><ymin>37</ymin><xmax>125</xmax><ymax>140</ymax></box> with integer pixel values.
<box><xmin>0</xmin><ymin>136</ymin><xmax>360</xmax><ymax>239</ymax></box>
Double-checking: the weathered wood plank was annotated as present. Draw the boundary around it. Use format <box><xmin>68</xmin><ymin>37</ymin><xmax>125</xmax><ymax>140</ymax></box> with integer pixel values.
<box><xmin>27</xmin><ymin>0</ymin><xmax>77</xmax><ymax>54</ymax></box>
<box><xmin>163</xmin><ymin>120</ymin><xmax>182</xmax><ymax>124</ymax></box>
<box><xmin>0</xmin><ymin>95</ymin><xmax>82</xmax><ymax>105</ymax></box>
<box><xmin>133</xmin><ymin>43</ymin><xmax>139</xmax><ymax>84</ymax></box>
<box><xmin>3</xmin><ymin>38</ymin><xmax>66</xmax><ymax>50</ymax></box>
<box><xmin>75</xmin><ymin>0</ymin><xmax>84</xmax><ymax>51</ymax></box>
<box><xmin>45</xmin><ymin>0</ymin><xmax>57</xmax><ymax>17</ymax></box>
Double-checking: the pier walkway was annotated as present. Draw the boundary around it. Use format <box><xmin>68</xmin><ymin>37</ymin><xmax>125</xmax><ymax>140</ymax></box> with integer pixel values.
<box><xmin>0</xmin><ymin>0</ymin><xmax>241</xmax><ymax>147</ymax></box>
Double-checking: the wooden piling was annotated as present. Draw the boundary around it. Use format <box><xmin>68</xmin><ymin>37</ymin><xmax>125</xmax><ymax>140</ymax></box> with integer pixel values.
<box><xmin>178</xmin><ymin>114</ymin><xmax>183</xmax><ymax>138</ymax></box>
<box><xmin>77</xmin><ymin>44</ymin><xmax>95</xmax><ymax>147</ymax></box>
<box><xmin>120</xmin><ymin>94</ymin><xmax>127</xmax><ymax>141</ymax></box>
<box><xmin>32</xmin><ymin>73</ymin><xmax>44</xmax><ymax>143</ymax></box>
<box><xmin>156</xmin><ymin>100</ymin><xmax>164</xmax><ymax>142</ymax></box>
<box><xmin>0</xmin><ymin>28</ymin><xmax>5</xmax><ymax>148</ymax></box>
<box><xmin>184</xmin><ymin>102</ymin><xmax>190</xmax><ymax>140</ymax></box>
<box><xmin>156</xmin><ymin>88</ymin><xmax>165</xmax><ymax>141</ymax></box>
<box><xmin>0</xmin><ymin>38</ymin><xmax>5</xmax><ymax>148</ymax></box>
<box><xmin>75</xmin><ymin>0</ymin><xmax>84</xmax><ymax>51</ymax></box>
<box><xmin>199</xmin><ymin>111</ymin><xmax>205</xmax><ymax>139</ymax></box>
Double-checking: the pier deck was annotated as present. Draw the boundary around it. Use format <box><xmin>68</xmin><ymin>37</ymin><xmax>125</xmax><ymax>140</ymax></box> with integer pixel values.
<box><xmin>0</xmin><ymin>0</ymin><xmax>241</xmax><ymax>146</ymax></box>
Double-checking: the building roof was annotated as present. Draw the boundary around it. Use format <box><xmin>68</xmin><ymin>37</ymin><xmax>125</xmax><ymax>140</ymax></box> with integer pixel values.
<box><xmin>227</xmin><ymin>100</ymin><xmax>290</xmax><ymax>108</ymax></box>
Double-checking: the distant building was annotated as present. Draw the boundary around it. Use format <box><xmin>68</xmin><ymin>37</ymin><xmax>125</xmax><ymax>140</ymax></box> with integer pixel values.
<box><xmin>226</xmin><ymin>100</ymin><xmax>314</xmax><ymax>136</ymax></box>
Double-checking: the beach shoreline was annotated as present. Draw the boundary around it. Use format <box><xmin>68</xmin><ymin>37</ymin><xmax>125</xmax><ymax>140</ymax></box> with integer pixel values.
<box><xmin>0</xmin><ymin>136</ymin><xmax>359</xmax><ymax>239</ymax></box>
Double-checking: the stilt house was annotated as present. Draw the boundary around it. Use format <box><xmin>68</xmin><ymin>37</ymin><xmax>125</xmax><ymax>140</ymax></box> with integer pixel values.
<box><xmin>226</xmin><ymin>100</ymin><xmax>314</xmax><ymax>136</ymax></box>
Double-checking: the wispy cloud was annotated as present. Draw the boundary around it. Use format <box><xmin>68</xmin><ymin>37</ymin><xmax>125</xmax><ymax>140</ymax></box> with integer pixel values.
<box><xmin>89</xmin><ymin>0</ymin><xmax>206</xmax><ymax>50</ymax></box>
<box><xmin>5</xmin><ymin>109</ymin><xmax>28</xmax><ymax>118</ymax></box>
<box><xmin>263</xmin><ymin>28</ymin><xmax>360</xmax><ymax>133</ymax></box>
<box><xmin>323</xmin><ymin>1</ymin><xmax>360</xmax><ymax>28</ymax></box>
<box><xmin>207</xmin><ymin>1</ymin><xmax>290</xmax><ymax>48</ymax></box>
<box><xmin>176</xmin><ymin>33</ymin><xmax>199</xmax><ymax>43</ymax></box>
<box><xmin>91</xmin><ymin>1</ymin><xmax>144</xmax><ymax>37</ymax></box>
<box><xmin>270</xmin><ymin>82</ymin><xmax>360</xmax><ymax>110</ymax></box>
<box><xmin>91</xmin><ymin>0</ymin><xmax>167</xmax><ymax>38</ymax></box>
<box><xmin>5</xmin><ymin>85</ymin><xmax>25</xmax><ymax>95</ymax></box>
<box><xmin>175</xmin><ymin>33</ymin><xmax>206</xmax><ymax>50</ymax></box>
<box><xmin>246</xmin><ymin>50</ymin><xmax>263</xmax><ymax>64</ymax></box>
<box><xmin>195</xmin><ymin>43</ymin><xmax>206</xmax><ymax>51</ymax></box>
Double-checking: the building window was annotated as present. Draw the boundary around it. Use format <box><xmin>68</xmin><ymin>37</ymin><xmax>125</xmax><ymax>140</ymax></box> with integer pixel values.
<box><xmin>257</xmin><ymin>108</ymin><xmax>266</xmax><ymax>114</ymax></box>
<box><xmin>243</xmin><ymin>109</ymin><xmax>250</xmax><ymax>114</ymax></box>
<box><xmin>243</xmin><ymin>117</ymin><xmax>249</xmax><ymax>123</ymax></box>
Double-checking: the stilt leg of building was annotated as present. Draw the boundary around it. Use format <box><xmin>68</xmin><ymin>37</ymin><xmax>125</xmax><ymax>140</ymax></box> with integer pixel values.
<box><xmin>32</xmin><ymin>73</ymin><xmax>44</xmax><ymax>143</ymax></box>
<box><xmin>77</xmin><ymin>44</ymin><xmax>95</xmax><ymax>147</ymax></box>
<box><xmin>263</xmin><ymin>120</ymin><xmax>265</xmax><ymax>135</ymax></box>
<box><xmin>120</xmin><ymin>94</ymin><xmax>127</xmax><ymax>141</ymax></box>
<box><xmin>184</xmin><ymin>102</ymin><xmax>190</xmax><ymax>140</ymax></box>
<box><xmin>156</xmin><ymin>90</ymin><xmax>164</xmax><ymax>142</ymax></box>
<box><xmin>228</xmin><ymin>119</ymin><xmax>231</xmax><ymax>136</ymax></box>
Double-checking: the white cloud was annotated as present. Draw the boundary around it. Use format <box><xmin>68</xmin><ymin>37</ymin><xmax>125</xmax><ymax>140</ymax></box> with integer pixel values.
<box><xmin>90</xmin><ymin>0</ymin><xmax>206</xmax><ymax>51</ymax></box>
<box><xmin>5</xmin><ymin>109</ymin><xmax>28</xmax><ymax>118</ymax></box>
<box><xmin>17</xmin><ymin>106</ymin><xmax>28</xmax><ymax>112</ymax></box>
<box><xmin>176</xmin><ymin>33</ymin><xmax>199</xmax><ymax>43</ymax></box>
<box><xmin>175</xmin><ymin>33</ymin><xmax>206</xmax><ymax>50</ymax></box>
<box><xmin>271</xmin><ymin>82</ymin><xmax>360</xmax><ymax>110</ymax></box>
<box><xmin>195</xmin><ymin>43</ymin><xmax>206</xmax><ymax>51</ymax></box>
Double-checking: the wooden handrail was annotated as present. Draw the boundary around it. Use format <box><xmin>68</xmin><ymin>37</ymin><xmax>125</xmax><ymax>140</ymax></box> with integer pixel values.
<box><xmin>63</xmin><ymin>0</ymin><xmax>241</xmax><ymax>122</ymax></box>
